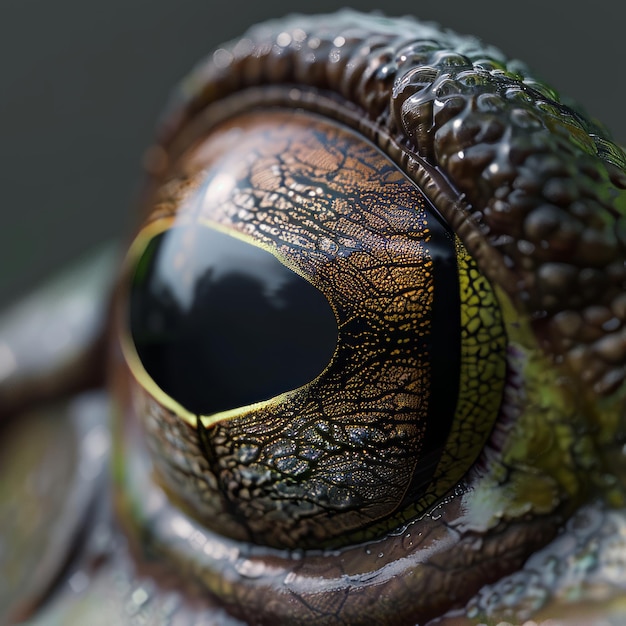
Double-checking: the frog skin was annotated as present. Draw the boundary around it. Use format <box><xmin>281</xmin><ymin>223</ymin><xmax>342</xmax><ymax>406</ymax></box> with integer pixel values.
<box><xmin>1</xmin><ymin>10</ymin><xmax>625</xmax><ymax>626</ymax></box>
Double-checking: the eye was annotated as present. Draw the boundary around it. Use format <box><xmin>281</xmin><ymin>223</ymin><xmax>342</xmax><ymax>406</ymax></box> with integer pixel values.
<box><xmin>112</xmin><ymin>10</ymin><xmax>626</xmax><ymax>624</ymax></box>
<box><xmin>120</xmin><ymin>111</ymin><xmax>508</xmax><ymax>550</ymax></box>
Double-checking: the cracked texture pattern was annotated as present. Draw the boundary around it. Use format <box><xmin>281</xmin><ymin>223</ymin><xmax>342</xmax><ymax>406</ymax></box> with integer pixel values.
<box><xmin>146</xmin><ymin>9</ymin><xmax>626</xmax><ymax>399</ymax></box>
<box><xmin>130</xmin><ymin>111</ymin><xmax>505</xmax><ymax>550</ymax></box>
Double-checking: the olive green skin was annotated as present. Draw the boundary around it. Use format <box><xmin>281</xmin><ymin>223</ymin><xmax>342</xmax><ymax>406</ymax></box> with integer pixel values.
<box><xmin>0</xmin><ymin>10</ymin><xmax>625</xmax><ymax>626</ymax></box>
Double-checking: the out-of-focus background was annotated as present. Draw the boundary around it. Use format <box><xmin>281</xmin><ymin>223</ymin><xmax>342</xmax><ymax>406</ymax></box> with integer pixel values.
<box><xmin>1</xmin><ymin>0</ymin><xmax>624</xmax><ymax>308</ymax></box>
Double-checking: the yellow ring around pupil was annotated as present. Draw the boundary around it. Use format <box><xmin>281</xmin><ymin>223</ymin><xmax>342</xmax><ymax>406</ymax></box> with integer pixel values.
<box><xmin>117</xmin><ymin>110</ymin><xmax>507</xmax><ymax>549</ymax></box>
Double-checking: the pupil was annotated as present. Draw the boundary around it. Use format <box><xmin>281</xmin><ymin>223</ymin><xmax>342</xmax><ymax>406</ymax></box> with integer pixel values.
<box><xmin>129</xmin><ymin>226</ymin><xmax>338</xmax><ymax>415</ymax></box>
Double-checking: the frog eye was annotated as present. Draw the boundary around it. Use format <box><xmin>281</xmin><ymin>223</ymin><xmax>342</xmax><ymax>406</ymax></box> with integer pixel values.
<box><xmin>112</xmin><ymin>10</ymin><xmax>626</xmax><ymax>625</ymax></box>
<box><xmin>120</xmin><ymin>109</ymin><xmax>508</xmax><ymax>550</ymax></box>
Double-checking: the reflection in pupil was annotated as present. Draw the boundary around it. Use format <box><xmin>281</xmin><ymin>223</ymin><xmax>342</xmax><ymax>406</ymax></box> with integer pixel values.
<box><xmin>129</xmin><ymin>226</ymin><xmax>338</xmax><ymax>415</ymax></box>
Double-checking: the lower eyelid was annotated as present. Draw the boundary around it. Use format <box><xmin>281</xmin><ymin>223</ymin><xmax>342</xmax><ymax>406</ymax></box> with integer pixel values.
<box><xmin>115</xmin><ymin>398</ymin><xmax>564</xmax><ymax>625</ymax></box>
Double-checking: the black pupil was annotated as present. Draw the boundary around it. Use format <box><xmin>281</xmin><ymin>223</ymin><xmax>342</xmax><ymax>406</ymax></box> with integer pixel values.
<box><xmin>129</xmin><ymin>226</ymin><xmax>338</xmax><ymax>415</ymax></box>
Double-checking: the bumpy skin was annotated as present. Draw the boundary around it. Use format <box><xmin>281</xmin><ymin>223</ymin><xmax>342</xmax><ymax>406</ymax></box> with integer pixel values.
<box><xmin>1</xmin><ymin>9</ymin><xmax>626</xmax><ymax>626</ymax></box>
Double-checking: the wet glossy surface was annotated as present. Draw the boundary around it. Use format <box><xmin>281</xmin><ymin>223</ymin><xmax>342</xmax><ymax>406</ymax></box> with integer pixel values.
<box><xmin>117</xmin><ymin>110</ymin><xmax>508</xmax><ymax>565</ymax></box>
<box><xmin>129</xmin><ymin>226</ymin><xmax>338</xmax><ymax>415</ymax></box>
<box><xmin>1</xmin><ymin>8</ymin><xmax>626</xmax><ymax>626</ymax></box>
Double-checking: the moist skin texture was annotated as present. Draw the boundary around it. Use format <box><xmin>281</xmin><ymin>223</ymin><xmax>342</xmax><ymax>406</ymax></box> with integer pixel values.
<box><xmin>1</xmin><ymin>10</ymin><xmax>625</xmax><ymax>626</ymax></box>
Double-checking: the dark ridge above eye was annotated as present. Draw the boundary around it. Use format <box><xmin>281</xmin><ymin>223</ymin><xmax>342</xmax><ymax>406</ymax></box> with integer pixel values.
<box><xmin>129</xmin><ymin>226</ymin><xmax>338</xmax><ymax>415</ymax></box>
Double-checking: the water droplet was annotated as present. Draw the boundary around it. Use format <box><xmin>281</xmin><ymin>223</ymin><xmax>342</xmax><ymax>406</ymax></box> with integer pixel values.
<box><xmin>131</xmin><ymin>586</ymin><xmax>149</xmax><ymax>607</ymax></box>
<box><xmin>292</xmin><ymin>29</ymin><xmax>306</xmax><ymax>43</ymax></box>
<box><xmin>213</xmin><ymin>48</ymin><xmax>233</xmax><ymax>69</ymax></box>
<box><xmin>68</xmin><ymin>570</ymin><xmax>89</xmax><ymax>593</ymax></box>
<box><xmin>235</xmin><ymin>558</ymin><xmax>266</xmax><ymax>579</ymax></box>
<box><xmin>276</xmin><ymin>32</ymin><xmax>292</xmax><ymax>47</ymax></box>
<box><xmin>170</xmin><ymin>515</ymin><xmax>194</xmax><ymax>539</ymax></box>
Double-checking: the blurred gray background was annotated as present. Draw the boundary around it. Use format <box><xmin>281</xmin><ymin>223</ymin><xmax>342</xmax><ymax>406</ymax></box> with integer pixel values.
<box><xmin>1</xmin><ymin>0</ymin><xmax>624</xmax><ymax>308</ymax></box>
